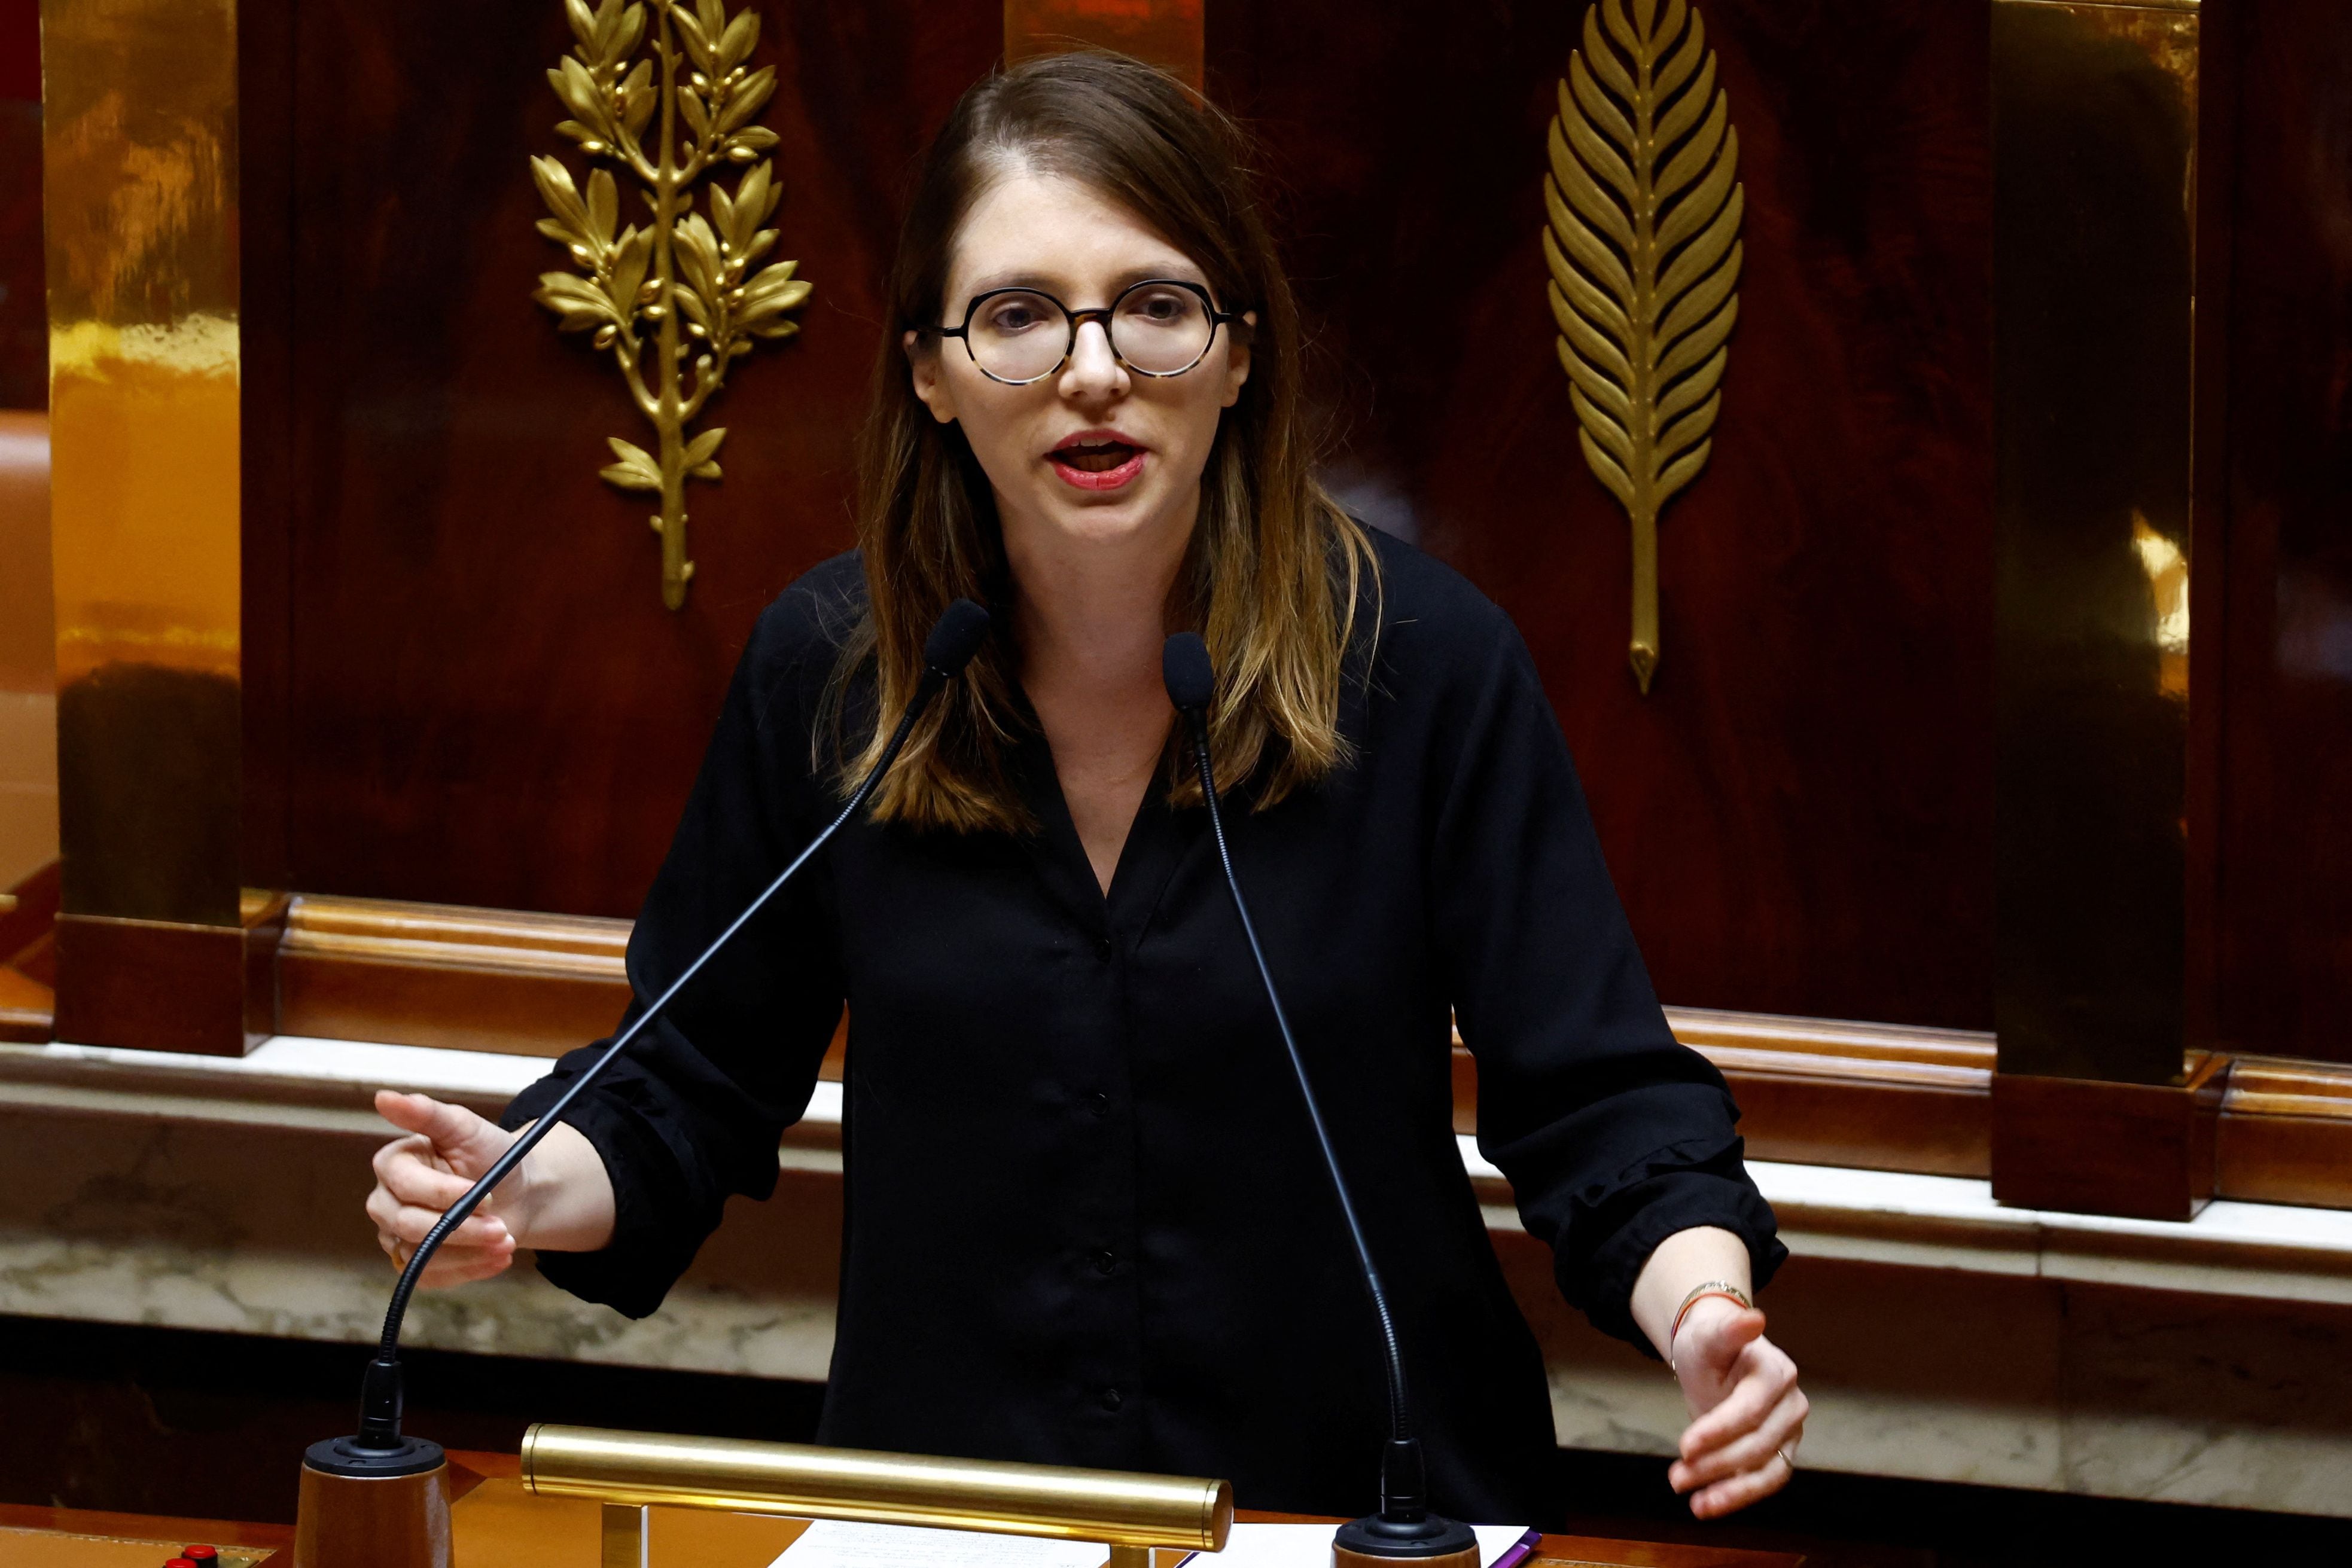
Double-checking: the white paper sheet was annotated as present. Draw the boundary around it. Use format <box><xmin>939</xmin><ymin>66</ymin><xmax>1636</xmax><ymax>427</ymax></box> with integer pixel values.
<box><xmin>768</xmin><ymin>1517</ymin><xmax>1540</xmax><ymax>1568</ymax></box>
<box><xmin>769</xmin><ymin>1518</ymin><xmax>1116</xmax><ymax>1568</ymax></box>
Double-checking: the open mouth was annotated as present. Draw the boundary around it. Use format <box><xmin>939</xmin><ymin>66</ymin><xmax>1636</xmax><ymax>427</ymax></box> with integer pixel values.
<box><xmin>1047</xmin><ymin>436</ymin><xmax>1147</xmax><ymax>492</ymax></box>
<box><xmin>1051</xmin><ymin>440</ymin><xmax>1141</xmax><ymax>474</ymax></box>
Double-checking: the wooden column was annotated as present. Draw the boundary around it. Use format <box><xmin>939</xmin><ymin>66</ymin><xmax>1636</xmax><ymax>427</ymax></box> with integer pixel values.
<box><xmin>41</xmin><ymin>0</ymin><xmax>278</xmax><ymax>1054</ymax></box>
<box><xmin>1988</xmin><ymin>0</ymin><xmax>2223</xmax><ymax>1218</ymax></box>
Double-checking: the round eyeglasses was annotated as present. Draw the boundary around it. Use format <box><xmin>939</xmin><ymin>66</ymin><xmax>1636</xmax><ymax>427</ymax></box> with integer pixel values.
<box><xmin>937</xmin><ymin>279</ymin><xmax>1242</xmax><ymax>385</ymax></box>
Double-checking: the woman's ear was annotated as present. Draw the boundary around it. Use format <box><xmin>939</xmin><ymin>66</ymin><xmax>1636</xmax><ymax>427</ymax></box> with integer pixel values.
<box><xmin>904</xmin><ymin>329</ymin><xmax>959</xmax><ymax>426</ymax></box>
<box><xmin>1220</xmin><ymin>312</ymin><xmax>1256</xmax><ymax>409</ymax></box>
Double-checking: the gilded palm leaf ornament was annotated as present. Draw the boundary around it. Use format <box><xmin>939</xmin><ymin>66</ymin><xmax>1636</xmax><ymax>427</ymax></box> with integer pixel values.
<box><xmin>531</xmin><ymin>0</ymin><xmax>812</xmax><ymax>609</ymax></box>
<box><xmin>1546</xmin><ymin>0</ymin><xmax>1742</xmax><ymax>693</ymax></box>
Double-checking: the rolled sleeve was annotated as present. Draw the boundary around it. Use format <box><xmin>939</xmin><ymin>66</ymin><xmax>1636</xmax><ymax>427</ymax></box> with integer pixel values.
<box><xmin>495</xmin><ymin>571</ymin><xmax>856</xmax><ymax>1319</ymax></box>
<box><xmin>1428</xmin><ymin>612</ymin><xmax>1786</xmax><ymax>1351</ymax></box>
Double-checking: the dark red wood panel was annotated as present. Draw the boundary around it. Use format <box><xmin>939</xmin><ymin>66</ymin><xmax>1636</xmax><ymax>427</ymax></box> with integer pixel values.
<box><xmin>0</xmin><ymin>0</ymin><xmax>42</xmax><ymax>411</ymax></box>
<box><xmin>1208</xmin><ymin>1</ymin><xmax>1995</xmax><ymax>1029</ymax></box>
<box><xmin>269</xmin><ymin>1</ymin><xmax>1000</xmax><ymax>916</ymax></box>
<box><xmin>2213</xmin><ymin>1</ymin><xmax>2352</xmax><ymax>1065</ymax></box>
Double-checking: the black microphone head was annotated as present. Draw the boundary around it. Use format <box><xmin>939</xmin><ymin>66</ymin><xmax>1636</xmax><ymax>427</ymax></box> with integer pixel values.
<box><xmin>923</xmin><ymin>598</ymin><xmax>992</xmax><ymax>677</ymax></box>
<box><xmin>1162</xmin><ymin>632</ymin><xmax>1214</xmax><ymax>713</ymax></box>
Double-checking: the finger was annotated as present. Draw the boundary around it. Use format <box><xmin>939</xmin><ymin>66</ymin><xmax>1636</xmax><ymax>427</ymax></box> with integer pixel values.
<box><xmin>1672</xmin><ymin>1387</ymin><xmax>1808</xmax><ymax>1491</ymax></box>
<box><xmin>416</xmin><ymin>1245</ymin><xmax>517</xmax><ymax>1290</ymax></box>
<box><xmin>377</xmin><ymin>1152</ymin><xmax>482</xmax><ymax>1213</ymax></box>
<box><xmin>391</xmin><ymin>1223</ymin><xmax>516</xmax><ymax>1280</ymax></box>
<box><xmin>379</xmin><ymin>1199</ymin><xmax>513</xmax><ymax>1250</ymax></box>
<box><xmin>374</xmin><ymin>1091</ymin><xmax>510</xmax><ymax>1177</ymax></box>
<box><xmin>1687</xmin><ymin>1443</ymin><xmax>1796</xmax><ymax>1520</ymax></box>
<box><xmin>1681</xmin><ymin>1338</ymin><xmax>1797</xmax><ymax>1456</ymax></box>
<box><xmin>367</xmin><ymin>1178</ymin><xmax>496</xmax><ymax>1237</ymax></box>
<box><xmin>1680</xmin><ymin>1304</ymin><xmax>1767</xmax><ymax>1382</ymax></box>
<box><xmin>371</xmin><ymin>1131</ymin><xmax>432</xmax><ymax>1181</ymax></box>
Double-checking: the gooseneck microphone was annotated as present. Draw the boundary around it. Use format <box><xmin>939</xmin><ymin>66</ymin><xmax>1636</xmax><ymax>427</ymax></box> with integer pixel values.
<box><xmin>303</xmin><ymin>600</ymin><xmax>992</xmax><ymax>1499</ymax></box>
<box><xmin>1161</xmin><ymin>633</ymin><xmax>1479</xmax><ymax>1567</ymax></box>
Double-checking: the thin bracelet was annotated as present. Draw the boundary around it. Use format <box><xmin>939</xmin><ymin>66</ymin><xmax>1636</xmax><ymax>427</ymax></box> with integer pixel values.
<box><xmin>1667</xmin><ymin>1280</ymin><xmax>1753</xmax><ymax>1373</ymax></box>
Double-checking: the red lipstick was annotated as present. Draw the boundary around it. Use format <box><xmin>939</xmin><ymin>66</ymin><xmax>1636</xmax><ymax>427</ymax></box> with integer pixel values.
<box><xmin>1048</xmin><ymin>428</ymin><xmax>1147</xmax><ymax>492</ymax></box>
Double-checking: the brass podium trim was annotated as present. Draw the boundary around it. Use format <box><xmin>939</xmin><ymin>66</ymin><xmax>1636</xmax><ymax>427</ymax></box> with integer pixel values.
<box><xmin>524</xmin><ymin>1424</ymin><xmax>1232</xmax><ymax>1551</ymax></box>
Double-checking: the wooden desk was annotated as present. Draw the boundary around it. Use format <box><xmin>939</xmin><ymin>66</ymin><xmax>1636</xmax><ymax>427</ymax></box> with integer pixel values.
<box><xmin>0</xmin><ymin>1452</ymin><xmax>1802</xmax><ymax>1568</ymax></box>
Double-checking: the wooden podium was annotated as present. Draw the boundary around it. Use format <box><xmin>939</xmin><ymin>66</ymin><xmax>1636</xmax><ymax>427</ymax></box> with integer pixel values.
<box><xmin>0</xmin><ymin>1452</ymin><xmax>1804</xmax><ymax>1568</ymax></box>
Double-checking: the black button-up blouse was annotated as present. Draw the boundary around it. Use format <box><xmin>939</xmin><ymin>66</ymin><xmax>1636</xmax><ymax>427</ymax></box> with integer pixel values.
<box><xmin>502</xmin><ymin>532</ymin><xmax>1783</xmax><ymax>1527</ymax></box>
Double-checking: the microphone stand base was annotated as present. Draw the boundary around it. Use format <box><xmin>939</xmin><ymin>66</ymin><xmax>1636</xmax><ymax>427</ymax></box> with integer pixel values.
<box><xmin>1333</xmin><ymin>1512</ymin><xmax>1481</xmax><ymax>1566</ymax></box>
<box><xmin>294</xmin><ymin>1436</ymin><xmax>452</xmax><ymax>1568</ymax></box>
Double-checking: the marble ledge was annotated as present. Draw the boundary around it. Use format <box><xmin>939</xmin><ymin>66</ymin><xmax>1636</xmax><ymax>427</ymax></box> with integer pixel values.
<box><xmin>7</xmin><ymin>1035</ymin><xmax>2352</xmax><ymax>1304</ymax></box>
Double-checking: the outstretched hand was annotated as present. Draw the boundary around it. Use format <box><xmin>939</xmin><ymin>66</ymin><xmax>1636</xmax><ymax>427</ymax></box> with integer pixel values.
<box><xmin>1666</xmin><ymin>1298</ymin><xmax>1806</xmax><ymax>1519</ymax></box>
<box><xmin>365</xmin><ymin>1090</ymin><xmax>523</xmax><ymax>1289</ymax></box>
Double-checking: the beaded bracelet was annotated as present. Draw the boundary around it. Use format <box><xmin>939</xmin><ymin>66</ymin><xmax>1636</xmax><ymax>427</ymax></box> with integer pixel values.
<box><xmin>1666</xmin><ymin>1280</ymin><xmax>1753</xmax><ymax>1373</ymax></box>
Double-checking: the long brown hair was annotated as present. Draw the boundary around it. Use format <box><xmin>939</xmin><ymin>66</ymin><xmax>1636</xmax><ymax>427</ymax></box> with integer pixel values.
<box><xmin>834</xmin><ymin>49</ymin><xmax>1376</xmax><ymax>832</ymax></box>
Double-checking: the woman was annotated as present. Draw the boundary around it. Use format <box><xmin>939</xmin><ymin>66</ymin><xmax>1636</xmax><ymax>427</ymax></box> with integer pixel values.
<box><xmin>365</xmin><ymin>50</ymin><xmax>1805</xmax><ymax>1527</ymax></box>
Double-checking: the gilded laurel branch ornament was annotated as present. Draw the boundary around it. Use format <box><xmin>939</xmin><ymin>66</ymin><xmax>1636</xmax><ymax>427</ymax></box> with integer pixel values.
<box><xmin>531</xmin><ymin>0</ymin><xmax>812</xmax><ymax>609</ymax></box>
<box><xmin>1546</xmin><ymin>0</ymin><xmax>1742</xmax><ymax>693</ymax></box>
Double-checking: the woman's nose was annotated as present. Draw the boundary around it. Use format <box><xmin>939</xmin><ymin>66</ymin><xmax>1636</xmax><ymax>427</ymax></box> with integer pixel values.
<box><xmin>1059</xmin><ymin>318</ymin><xmax>1128</xmax><ymax>398</ymax></box>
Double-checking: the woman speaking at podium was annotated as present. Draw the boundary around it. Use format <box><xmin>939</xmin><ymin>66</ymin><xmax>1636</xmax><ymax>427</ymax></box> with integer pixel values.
<box><xmin>364</xmin><ymin>50</ymin><xmax>1805</xmax><ymax>1530</ymax></box>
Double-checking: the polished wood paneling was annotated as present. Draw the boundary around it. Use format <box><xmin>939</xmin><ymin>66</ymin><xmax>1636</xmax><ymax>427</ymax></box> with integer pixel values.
<box><xmin>1458</xmin><ymin>1006</ymin><xmax>1994</xmax><ymax>1176</ymax></box>
<box><xmin>0</xmin><ymin>97</ymin><xmax>40</xmax><ymax>411</ymax></box>
<box><xmin>261</xmin><ymin>885</ymin><xmax>2352</xmax><ymax>1205</ymax></box>
<box><xmin>1006</xmin><ymin>0</ymin><xmax>1202</xmax><ymax>89</ymax></box>
<box><xmin>0</xmin><ymin>0</ymin><xmax>39</xmax><ymax>410</ymax></box>
<box><xmin>1990</xmin><ymin>1053</ymin><xmax>2228</xmax><ymax>1222</ymax></box>
<box><xmin>2217</xmin><ymin>1055</ymin><xmax>2352</xmax><ymax>1209</ymax></box>
<box><xmin>276</xmin><ymin>894</ymin><xmax>632</xmax><ymax>1056</ymax></box>
<box><xmin>260</xmin><ymin>1</ymin><xmax>1000</xmax><ymax>917</ymax></box>
<box><xmin>2212</xmin><ymin>0</ymin><xmax>2352</xmax><ymax>1066</ymax></box>
<box><xmin>0</xmin><ymin>1505</ymin><xmax>291</xmax><ymax>1558</ymax></box>
<box><xmin>0</xmin><ymin>858</ymin><xmax>55</xmax><ymax>1042</ymax></box>
<box><xmin>1208</xmin><ymin>0</ymin><xmax>1994</xmax><ymax>1031</ymax></box>
<box><xmin>51</xmin><ymin>896</ymin><xmax>282</xmax><ymax>1056</ymax></box>
<box><xmin>239</xmin><ymin>0</ymin><xmax>297</xmax><ymax>896</ymax></box>
<box><xmin>1672</xmin><ymin>1006</ymin><xmax>1994</xmax><ymax>1177</ymax></box>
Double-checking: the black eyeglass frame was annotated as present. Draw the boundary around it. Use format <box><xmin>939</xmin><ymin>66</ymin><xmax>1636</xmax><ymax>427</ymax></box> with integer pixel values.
<box><xmin>934</xmin><ymin>279</ymin><xmax>1244</xmax><ymax>386</ymax></box>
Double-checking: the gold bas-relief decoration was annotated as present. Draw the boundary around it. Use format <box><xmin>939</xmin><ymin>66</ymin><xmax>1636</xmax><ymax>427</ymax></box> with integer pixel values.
<box><xmin>1544</xmin><ymin>0</ymin><xmax>1743</xmax><ymax>694</ymax></box>
<box><xmin>532</xmin><ymin>0</ymin><xmax>813</xmax><ymax>610</ymax></box>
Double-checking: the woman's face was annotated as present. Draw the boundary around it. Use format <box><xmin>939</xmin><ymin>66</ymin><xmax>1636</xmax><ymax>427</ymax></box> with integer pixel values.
<box><xmin>907</xmin><ymin>164</ymin><xmax>1253</xmax><ymax>565</ymax></box>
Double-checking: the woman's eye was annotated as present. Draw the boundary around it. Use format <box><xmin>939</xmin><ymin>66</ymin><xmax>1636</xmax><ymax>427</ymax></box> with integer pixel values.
<box><xmin>982</xmin><ymin>296</ymin><xmax>1053</xmax><ymax>333</ymax></box>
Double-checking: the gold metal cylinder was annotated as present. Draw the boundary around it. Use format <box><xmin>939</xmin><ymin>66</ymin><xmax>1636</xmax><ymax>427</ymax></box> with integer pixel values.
<box><xmin>523</xmin><ymin>1425</ymin><xmax>1232</xmax><ymax>1551</ymax></box>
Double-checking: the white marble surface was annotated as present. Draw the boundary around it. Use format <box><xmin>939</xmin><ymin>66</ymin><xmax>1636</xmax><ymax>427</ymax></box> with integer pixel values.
<box><xmin>4</xmin><ymin>1033</ymin><xmax>2352</xmax><ymax>1518</ymax></box>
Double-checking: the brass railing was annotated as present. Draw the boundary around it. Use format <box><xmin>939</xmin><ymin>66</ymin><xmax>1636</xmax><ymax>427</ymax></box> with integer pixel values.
<box><xmin>523</xmin><ymin>1424</ymin><xmax>1233</xmax><ymax>1568</ymax></box>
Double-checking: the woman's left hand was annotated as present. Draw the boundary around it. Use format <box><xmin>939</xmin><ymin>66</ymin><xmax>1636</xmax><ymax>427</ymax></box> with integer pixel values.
<box><xmin>1665</xmin><ymin>1296</ymin><xmax>1806</xmax><ymax>1518</ymax></box>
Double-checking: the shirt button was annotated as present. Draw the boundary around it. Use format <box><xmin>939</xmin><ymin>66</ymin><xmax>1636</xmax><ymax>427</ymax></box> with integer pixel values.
<box><xmin>1093</xmin><ymin>1249</ymin><xmax>1117</xmax><ymax>1276</ymax></box>
<box><xmin>1093</xmin><ymin>934</ymin><xmax>1113</xmax><ymax>962</ymax></box>
<box><xmin>1090</xmin><ymin>1091</ymin><xmax>1111</xmax><ymax>1118</ymax></box>
<box><xmin>1101</xmin><ymin>1387</ymin><xmax>1123</xmax><ymax>1411</ymax></box>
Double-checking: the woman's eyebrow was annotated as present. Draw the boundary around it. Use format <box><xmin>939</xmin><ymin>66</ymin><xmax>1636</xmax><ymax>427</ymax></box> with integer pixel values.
<box><xmin>959</xmin><ymin>261</ymin><xmax>1208</xmax><ymax>300</ymax></box>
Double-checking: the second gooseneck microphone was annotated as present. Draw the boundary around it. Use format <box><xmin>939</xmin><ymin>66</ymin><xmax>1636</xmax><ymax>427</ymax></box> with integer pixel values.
<box><xmin>1161</xmin><ymin>633</ymin><xmax>1478</xmax><ymax>1565</ymax></box>
<box><xmin>328</xmin><ymin>598</ymin><xmax>992</xmax><ymax>1469</ymax></box>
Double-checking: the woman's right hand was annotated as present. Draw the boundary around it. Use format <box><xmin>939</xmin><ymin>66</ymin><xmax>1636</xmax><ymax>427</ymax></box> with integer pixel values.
<box><xmin>366</xmin><ymin>1090</ymin><xmax>525</xmax><ymax>1288</ymax></box>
